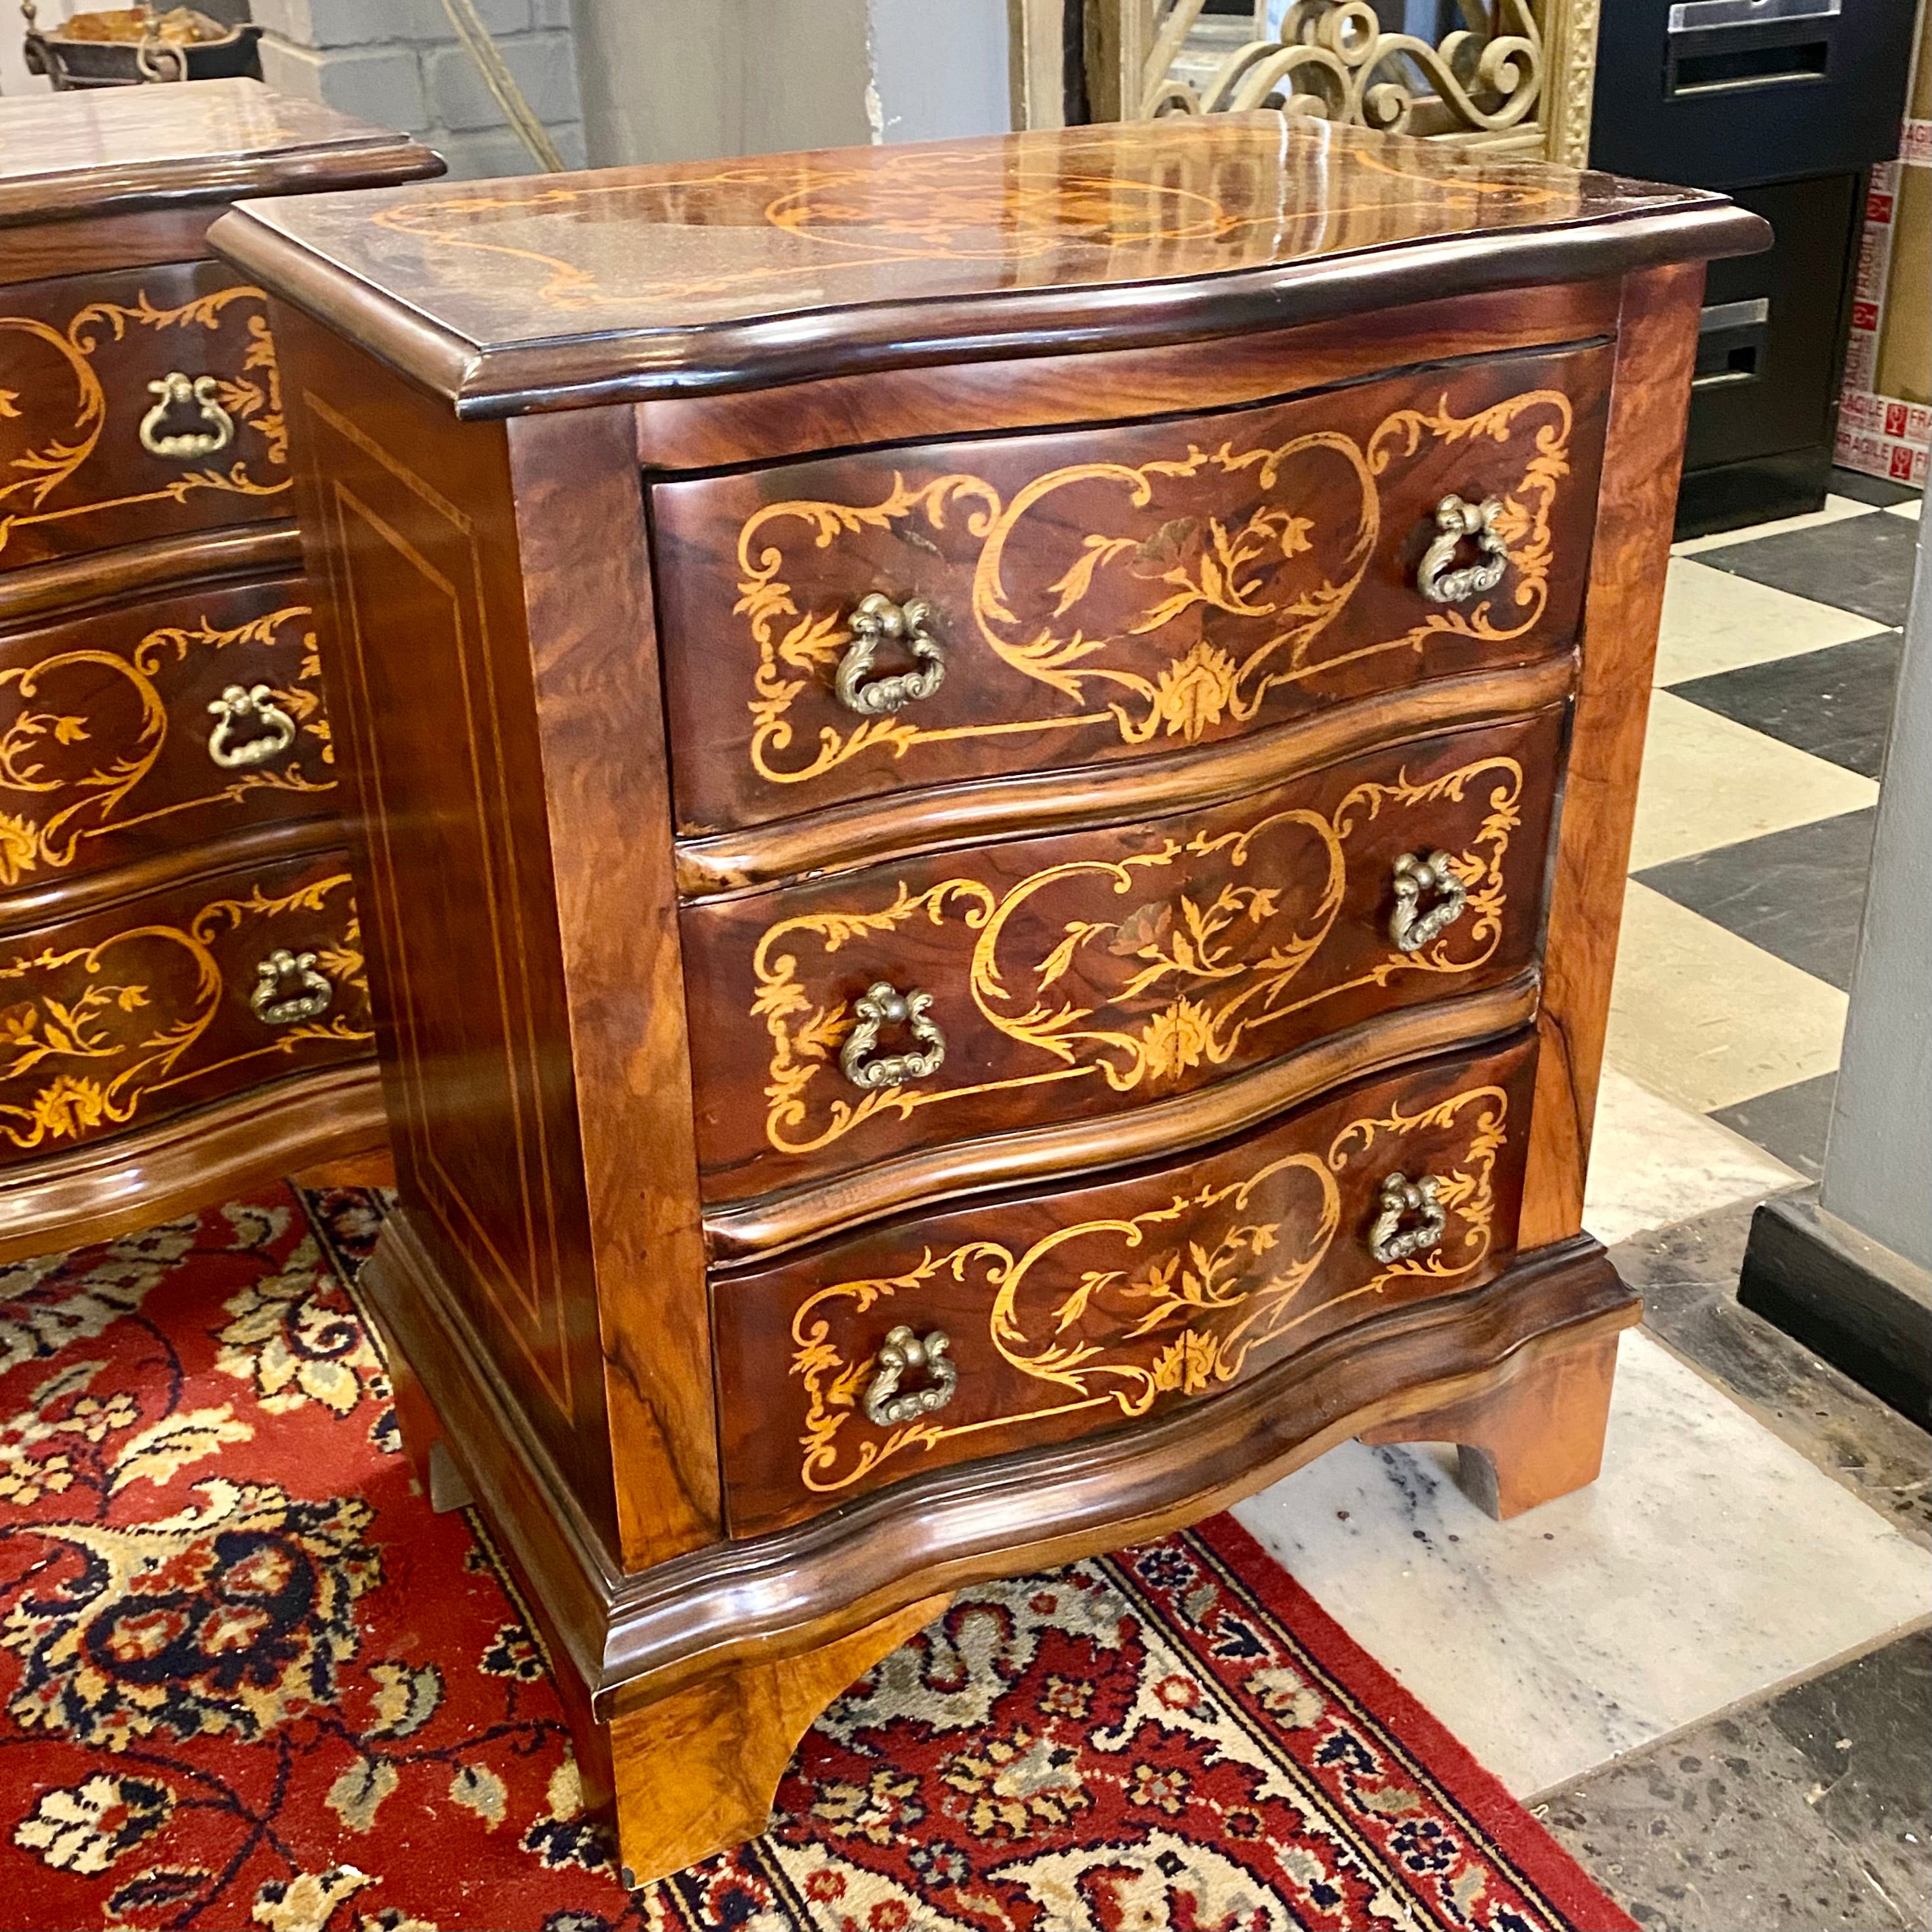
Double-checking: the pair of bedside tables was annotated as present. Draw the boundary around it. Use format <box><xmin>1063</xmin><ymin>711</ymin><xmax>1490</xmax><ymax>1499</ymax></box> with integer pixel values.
<box><xmin>7</xmin><ymin>77</ymin><xmax>1764</xmax><ymax>1887</ymax></box>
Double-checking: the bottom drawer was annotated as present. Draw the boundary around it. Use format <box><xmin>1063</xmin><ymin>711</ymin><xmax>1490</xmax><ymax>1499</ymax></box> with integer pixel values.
<box><xmin>0</xmin><ymin>849</ymin><xmax>372</xmax><ymax>1163</ymax></box>
<box><xmin>716</xmin><ymin>1033</ymin><xmax>1537</xmax><ymax>1535</ymax></box>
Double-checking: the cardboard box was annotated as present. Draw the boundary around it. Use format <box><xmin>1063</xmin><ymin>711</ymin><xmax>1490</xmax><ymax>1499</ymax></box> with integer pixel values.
<box><xmin>1836</xmin><ymin>3</ymin><xmax>1930</xmax><ymax>487</ymax></box>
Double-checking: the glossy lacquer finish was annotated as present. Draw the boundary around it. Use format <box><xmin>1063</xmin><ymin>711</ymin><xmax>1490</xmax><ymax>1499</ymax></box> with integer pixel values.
<box><xmin>211</xmin><ymin>116</ymin><xmax>1765</xmax><ymax>413</ymax></box>
<box><xmin>684</xmin><ymin>706</ymin><xmax>1562</xmax><ymax>1236</ymax></box>
<box><xmin>0</xmin><ymin>84</ymin><xmax>438</xmax><ymax>1264</ymax></box>
<box><xmin>219</xmin><ymin>108</ymin><xmax>1768</xmax><ymax>1891</ymax></box>
<box><xmin>0</xmin><ymin>76</ymin><xmax>441</xmax><ymax>224</ymax></box>
<box><xmin>715</xmin><ymin>1035</ymin><xmax>1538</xmax><ymax>1536</ymax></box>
<box><xmin>654</xmin><ymin>345</ymin><xmax>1607</xmax><ymax>835</ymax></box>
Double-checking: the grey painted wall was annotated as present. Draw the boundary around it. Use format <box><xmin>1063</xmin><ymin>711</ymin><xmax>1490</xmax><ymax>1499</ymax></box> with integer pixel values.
<box><xmin>867</xmin><ymin>0</ymin><xmax>1011</xmax><ymax>144</ymax></box>
<box><xmin>571</xmin><ymin>0</ymin><xmax>871</xmax><ymax>167</ymax></box>
<box><xmin>570</xmin><ymin>0</ymin><xmax>1009</xmax><ymax>168</ymax></box>
<box><xmin>1819</xmin><ymin>528</ymin><xmax>1931</xmax><ymax>1272</ymax></box>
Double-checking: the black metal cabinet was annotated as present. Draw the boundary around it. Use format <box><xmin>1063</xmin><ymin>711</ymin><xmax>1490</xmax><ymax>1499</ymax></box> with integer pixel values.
<box><xmin>1591</xmin><ymin>0</ymin><xmax>1918</xmax><ymax>534</ymax></box>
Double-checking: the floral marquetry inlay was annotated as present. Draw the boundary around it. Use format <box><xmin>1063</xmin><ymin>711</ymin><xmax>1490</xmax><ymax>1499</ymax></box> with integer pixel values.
<box><xmin>0</xmin><ymin>870</ymin><xmax>370</xmax><ymax>1156</ymax></box>
<box><xmin>787</xmin><ymin>1077</ymin><xmax>1512</xmax><ymax>1497</ymax></box>
<box><xmin>749</xmin><ymin>751</ymin><xmax>1524</xmax><ymax>1160</ymax></box>
<box><xmin>730</xmin><ymin>385</ymin><xmax>1571</xmax><ymax>795</ymax></box>
<box><xmin>0</xmin><ymin>603</ymin><xmax>333</xmax><ymax>889</ymax></box>
<box><xmin>0</xmin><ymin>277</ymin><xmax>287</xmax><ymax>568</ymax></box>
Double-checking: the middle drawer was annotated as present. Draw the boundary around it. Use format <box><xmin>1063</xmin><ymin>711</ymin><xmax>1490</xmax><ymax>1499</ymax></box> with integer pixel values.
<box><xmin>0</xmin><ymin>572</ymin><xmax>335</xmax><ymax>905</ymax></box>
<box><xmin>684</xmin><ymin>703</ymin><xmax>1562</xmax><ymax>1248</ymax></box>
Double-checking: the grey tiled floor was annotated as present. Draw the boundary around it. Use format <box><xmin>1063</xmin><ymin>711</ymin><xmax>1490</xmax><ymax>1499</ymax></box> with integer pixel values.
<box><xmin>1536</xmin><ymin>1198</ymin><xmax>1932</xmax><ymax>1930</ymax></box>
<box><xmin>1546</xmin><ymin>473</ymin><xmax>1929</xmax><ymax>1927</ymax></box>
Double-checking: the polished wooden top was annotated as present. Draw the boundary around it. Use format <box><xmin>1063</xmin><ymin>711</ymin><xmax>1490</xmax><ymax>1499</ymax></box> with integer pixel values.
<box><xmin>0</xmin><ymin>77</ymin><xmax>443</xmax><ymax>226</ymax></box>
<box><xmin>212</xmin><ymin>115</ymin><xmax>1766</xmax><ymax>417</ymax></box>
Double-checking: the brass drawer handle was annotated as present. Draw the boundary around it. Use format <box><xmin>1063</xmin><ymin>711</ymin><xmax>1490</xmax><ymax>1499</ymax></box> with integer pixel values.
<box><xmin>1389</xmin><ymin>850</ymin><xmax>1467</xmax><ymax>953</ymax></box>
<box><xmin>835</xmin><ymin>593</ymin><xmax>945</xmax><ymax>716</ymax></box>
<box><xmin>840</xmin><ymin>980</ymin><xmax>946</xmax><ymax>1090</ymax></box>
<box><xmin>207</xmin><ymin>684</ymin><xmax>297</xmax><ymax>770</ymax></box>
<box><xmin>139</xmin><ymin>372</ymin><xmax>235</xmax><ymax>461</ymax></box>
<box><xmin>250</xmin><ymin>949</ymin><xmax>332</xmax><ymax>1027</ymax></box>
<box><xmin>1369</xmin><ymin>1173</ymin><xmax>1447</xmax><ymax>1265</ymax></box>
<box><xmin>1417</xmin><ymin>494</ymin><xmax>1507</xmax><ymax>604</ymax></box>
<box><xmin>863</xmin><ymin>1325</ymin><xmax>958</xmax><ymax>1427</ymax></box>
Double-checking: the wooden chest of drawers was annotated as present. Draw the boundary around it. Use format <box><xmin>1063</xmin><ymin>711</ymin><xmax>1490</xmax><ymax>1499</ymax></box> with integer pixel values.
<box><xmin>213</xmin><ymin>115</ymin><xmax>1767</xmax><ymax>1887</ymax></box>
<box><xmin>0</xmin><ymin>80</ymin><xmax>439</xmax><ymax>1259</ymax></box>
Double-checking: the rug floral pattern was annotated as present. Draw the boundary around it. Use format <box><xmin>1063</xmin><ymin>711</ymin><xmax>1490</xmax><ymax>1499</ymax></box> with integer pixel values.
<box><xmin>0</xmin><ymin>1187</ymin><xmax>1630</xmax><ymax>1931</ymax></box>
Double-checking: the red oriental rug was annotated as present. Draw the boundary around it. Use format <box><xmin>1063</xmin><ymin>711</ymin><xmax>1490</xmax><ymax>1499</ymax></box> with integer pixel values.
<box><xmin>0</xmin><ymin>1185</ymin><xmax>1634</xmax><ymax>1932</ymax></box>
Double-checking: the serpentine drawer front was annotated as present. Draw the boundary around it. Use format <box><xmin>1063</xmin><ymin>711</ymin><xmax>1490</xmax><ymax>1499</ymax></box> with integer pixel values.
<box><xmin>651</xmin><ymin>344</ymin><xmax>1611</xmax><ymax>838</ymax></box>
<box><xmin>684</xmin><ymin>704</ymin><xmax>1564</xmax><ymax>1247</ymax></box>
<box><xmin>0</xmin><ymin>260</ymin><xmax>292</xmax><ymax>576</ymax></box>
<box><xmin>0</xmin><ymin>80</ymin><xmax>439</xmax><ymax>1259</ymax></box>
<box><xmin>0</xmin><ymin>844</ymin><xmax>372</xmax><ymax>1156</ymax></box>
<box><xmin>214</xmin><ymin>110</ymin><xmax>1767</xmax><ymax>1887</ymax></box>
<box><xmin>0</xmin><ymin>574</ymin><xmax>336</xmax><ymax>896</ymax></box>
<box><xmin>712</xmin><ymin>1033</ymin><xmax>1537</xmax><ymax>1537</ymax></box>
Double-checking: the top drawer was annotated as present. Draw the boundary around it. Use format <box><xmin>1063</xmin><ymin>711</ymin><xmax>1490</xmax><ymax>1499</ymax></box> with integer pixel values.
<box><xmin>0</xmin><ymin>260</ymin><xmax>289</xmax><ymax>576</ymax></box>
<box><xmin>652</xmin><ymin>342</ymin><xmax>1611</xmax><ymax>838</ymax></box>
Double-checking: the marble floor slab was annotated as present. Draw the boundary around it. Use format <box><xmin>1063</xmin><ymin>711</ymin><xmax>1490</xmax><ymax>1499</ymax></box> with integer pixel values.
<box><xmin>1652</xmin><ymin>557</ymin><xmax>1887</xmax><ymax>687</ymax></box>
<box><xmin>1231</xmin><ymin>1330</ymin><xmax>1931</xmax><ymax>1799</ymax></box>
<box><xmin>1583</xmin><ymin>1065</ymin><xmax>1801</xmax><ymax>1250</ymax></box>
<box><xmin>1605</xmin><ymin>882</ymin><xmax>1849</xmax><ymax>1114</ymax></box>
<box><xmin>1625</xmin><ymin>692</ymin><xmax>1878</xmax><ymax>873</ymax></box>
<box><xmin>1668</xmin><ymin>631</ymin><xmax>1906</xmax><ymax>782</ymax></box>
<box><xmin>1541</xmin><ymin>1628</ymin><xmax>1932</xmax><ymax>1932</ymax></box>
<box><xmin>1889</xmin><ymin>498</ymin><xmax>1922</xmax><ymax>521</ymax></box>
<box><xmin>1634</xmin><ymin>808</ymin><xmax>1877</xmax><ymax>992</ymax></box>
<box><xmin>1693</xmin><ymin>508</ymin><xmax>1921</xmax><ymax>631</ymax></box>
<box><xmin>1711</xmin><ymin>1071</ymin><xmax>1841</xmax><ymax>1182</ymax></box>
<box><xmin>1614</xmin><ymin>1198</ymin><xmax>1931</xmax><ymax>1551</ymax></box>
<box><xmin>1671</xmin><ymin>494</ymin><xmax>1880</xmax><ymax>558</ymax></box>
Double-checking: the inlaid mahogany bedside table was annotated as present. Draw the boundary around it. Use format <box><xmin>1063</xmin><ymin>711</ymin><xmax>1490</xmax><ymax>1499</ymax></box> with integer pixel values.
<box><xmin>212</xmin><ymin>117</ymin><xmax>1766</xmax><ymax>1886</ymax></box>
<box><xmin>0</xmin><ymin>80</ymin><xmax>439</xmax><ymax>1261</ymax></box>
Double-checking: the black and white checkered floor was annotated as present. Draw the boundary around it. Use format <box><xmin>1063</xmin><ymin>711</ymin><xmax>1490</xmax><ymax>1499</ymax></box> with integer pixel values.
<box><xmin>1236</xmin><ymin>467</ymin><xmax>1931</xmax><ymax>1931</ymax></box>
<box><xmin>1601</xmin><ymin>463</ymin><xmax>1922</xmax><ymax>1196</ymax></box>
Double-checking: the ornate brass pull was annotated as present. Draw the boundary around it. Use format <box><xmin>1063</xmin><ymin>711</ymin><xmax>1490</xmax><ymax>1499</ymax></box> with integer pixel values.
<box><xmin>834</xmin><ymin>593</ymin><xmax>945</xmax><ymax>716</ymax></box>
<box><xmin>1416</xmin><ymin>495</ymin><xmax>1508</xmax><ymax>604</ymax></box>
<box><xmin>1369</xmin><ymin>1173</ymin><xmax>1447</xmax><ymax>1265</ymax></box>
<box><xmin>863</xmin><ymin>1325</ymin><xmax>958</xmax><ymax>1427</ymax></box>
<box><xmin>1389</xmin><ymin>850</ymin><xmax>1468</xmax><ymax>953</ymax></box>
<box><xmin>207</xmin><ymin>684</ymin><xmax>297</xmax><ymax>770</ymax></box>
<box><xmin>250</xmin><ymin>949</ymin><xmax>332</xmax><ymax>1027</ymax></box>
<box><xmin>139</xmin><ymin>372</ymin><xmax>235</xmax><ymax>461</ymax></box>
<box><xmin>840</xmin><ymin>981</ymin><xmax>946</xmax><ymax>1089</ymax></box>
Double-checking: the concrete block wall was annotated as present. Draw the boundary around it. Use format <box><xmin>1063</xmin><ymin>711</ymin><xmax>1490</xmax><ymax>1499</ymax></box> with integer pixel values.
<box><xmin>253</xmin><ymin>0</ymin><xmax>585</xmax><ymax>179</ymax></box>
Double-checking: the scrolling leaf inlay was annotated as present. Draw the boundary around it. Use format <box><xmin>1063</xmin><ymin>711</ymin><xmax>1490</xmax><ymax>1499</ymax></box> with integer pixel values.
<box><xmin>752</xmin><ymin>754</ymin><xmax>1521</xmax><ymax>1156</ymax></box>
<box><xmin>0</xmin><ymin>605</ymin><xmax>333</xmax><ymax>887</ymax></box>
<box><xmin>789</xmin><ymin>1080</ymin><xmax>1508</xmax><ymax>1494</ymax></box>
<box><xmin>0</xmin><ymin>873</ymin><xmax>370</xmax><ymax>1152</ymax></box>
<box><xmin>0</xmin><ymin>285</ymin><xmax>288</xmax><ymax>559</ymax></box>
<box><xmin>736</xmin><ymin>388</ymin><xmax>1570</xmax><ymax>790</ymax></box>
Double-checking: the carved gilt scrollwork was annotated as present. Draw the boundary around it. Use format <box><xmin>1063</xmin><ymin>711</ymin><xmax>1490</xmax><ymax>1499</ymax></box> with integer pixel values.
<box><xmin>1137</xmin><ymin>1</ymin><xmax>1543</xmax><ymax>140</ymax></box>
<box><xmin>789</xmin><ymin>1079</ymin><xmax>1510</xmax><ymax>1494</ymax></box>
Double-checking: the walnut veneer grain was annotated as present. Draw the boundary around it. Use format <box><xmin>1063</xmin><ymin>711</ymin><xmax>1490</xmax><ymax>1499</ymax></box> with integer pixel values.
<box><xmin>0</xmin><ymin>84</ymin><xmax>439</xmax><ymax>1261</ymax></box>
<box><xmin>226</xmin><ymin>115</ymin><xmax>1763</xmax><ymax>1887</ymax></box>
